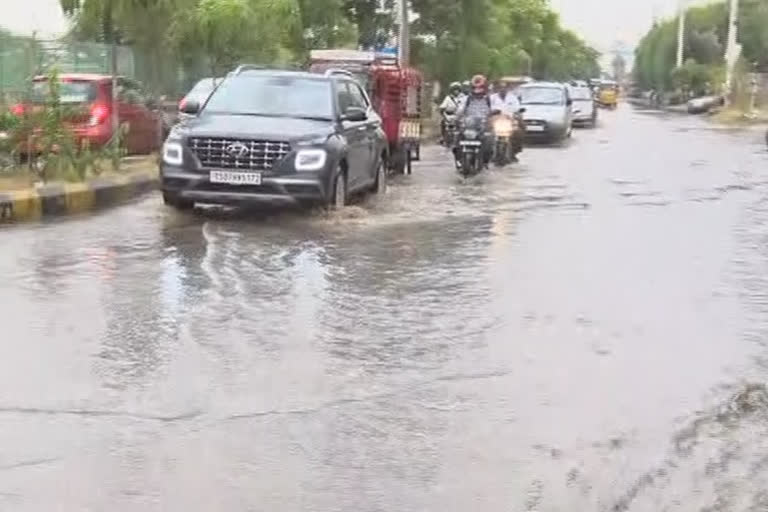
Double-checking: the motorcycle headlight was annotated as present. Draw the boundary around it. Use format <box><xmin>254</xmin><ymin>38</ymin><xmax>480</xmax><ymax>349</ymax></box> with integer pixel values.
<box><xmin>463</xmin><ymin>129</ymin><xmax>478</xmax><ymax>139</ymax></box>
<box><xmin>295</xmin><ymin>149</ymin><xmax>327</xmax><ymax>171</ymax></box>
<box><xmin>493</xmin><ymin>118</ymin><xmax>514</xmax><ymax>135</ymax></box>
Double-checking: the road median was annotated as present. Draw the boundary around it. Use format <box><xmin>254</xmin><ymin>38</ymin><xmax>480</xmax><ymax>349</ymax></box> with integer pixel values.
<box><xmin>0</xmin><ymin>156</ymin><xmax>158</xmax><ymax>224</ymax></box>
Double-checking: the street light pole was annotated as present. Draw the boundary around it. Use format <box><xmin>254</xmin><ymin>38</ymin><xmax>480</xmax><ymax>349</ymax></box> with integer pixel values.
<box><xmin>724</xmin><ymin>0</ymin><xmax>740</xmax><ymax>104</ymax></box>
<box><xmin>676</xmin><ymin>0</ymin><xmax>685</xmax><ymax>68</ymax></box>
<box><xmin>397</xmin><ymin>0</ymin><xmax>409</xmax><ymax>66</ymax></box>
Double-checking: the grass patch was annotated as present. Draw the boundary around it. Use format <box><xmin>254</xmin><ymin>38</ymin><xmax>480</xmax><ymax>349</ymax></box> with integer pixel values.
<box><xmin>711</xmin><ymin>107</ymin><xmax>768</xmax><ymax>125</ymax></box>
<box><xmin>0</xmin><ymin>154</ymin><xmax>158</xmax><ymax>192</ymax></box>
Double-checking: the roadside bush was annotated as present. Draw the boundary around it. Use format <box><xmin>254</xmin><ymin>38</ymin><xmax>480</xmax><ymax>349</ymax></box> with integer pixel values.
<box><xmin>8</xmin><ymin>68</ymin><xmax>125</xmax><ymax>183</ymax></box>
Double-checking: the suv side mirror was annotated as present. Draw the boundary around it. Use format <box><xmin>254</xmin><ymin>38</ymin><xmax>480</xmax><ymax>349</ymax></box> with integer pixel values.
<box><xmin>342</xmin><ymin>106</ymin><xmax>367</xmax><ymax>122</ymax></box>
<box><xmin>518</xmin><ymin>107</ymin><xmax>526</xmax><ymax>114</ymax></box>
<box><xmin>180</xmin><ymin>99</ymin><xmax>200</xmax><ymax>115</ymax></box>
<box><xmin>566</xmin><ymin>98</ymin><xmax>573</xmax><ymax>106</ymax></box>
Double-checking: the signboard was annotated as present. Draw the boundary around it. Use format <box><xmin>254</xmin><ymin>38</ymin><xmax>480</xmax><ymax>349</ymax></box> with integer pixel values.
<box><xmin>377</xmin><ymin>47</ymin><xmax>398</xmax><ymax>56</ymax></box>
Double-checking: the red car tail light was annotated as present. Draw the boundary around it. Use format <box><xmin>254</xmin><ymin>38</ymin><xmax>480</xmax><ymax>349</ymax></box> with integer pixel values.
<box><xmin>178</xmin><ymin>98</ymin><xmax>187</xmax><ymax>111</ymax></box>
<box><xmin>89</xmin><ymin>103</ymin><xmax>109</xmax><ymax>126</ymax></box>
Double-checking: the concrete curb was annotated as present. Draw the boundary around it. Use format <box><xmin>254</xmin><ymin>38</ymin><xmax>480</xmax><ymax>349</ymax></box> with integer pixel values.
<box><xmin>0</xmin><ymin>170</ymin><xmax>158</xmax><ymax>224</ymax></box>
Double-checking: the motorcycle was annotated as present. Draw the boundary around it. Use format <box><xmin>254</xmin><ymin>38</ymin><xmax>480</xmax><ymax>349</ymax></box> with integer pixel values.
<box><xmin>442</xmin><ymin>112</ymin><xmax>458</xmax><ymax>148</ymax></box>
<box><xmin>455</xmin><ymin>116</ymin><xmax>487</xmax><ymax>177</ymax></box>
<box><xmin>491</xmin><ymin>114</ymin><xmax>515</xmax><ymax>167</ymax></box>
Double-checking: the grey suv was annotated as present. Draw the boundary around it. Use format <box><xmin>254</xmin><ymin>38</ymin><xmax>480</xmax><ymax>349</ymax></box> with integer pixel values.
<box><xmin>161</xmin><ymin>68</ymin><xmax>388</xmax><ymax>209</ymax></box>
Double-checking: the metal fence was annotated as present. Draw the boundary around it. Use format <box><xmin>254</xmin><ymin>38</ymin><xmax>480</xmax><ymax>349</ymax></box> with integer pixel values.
<box><xmin>0</xmin><ymin>36</ymin><xmax>136</xmax><ymax>103</ymax></box>
<box><xmin>0</xmin><ymin>35</ymin><xmax>196</xmax><ymax>106</ymax></box>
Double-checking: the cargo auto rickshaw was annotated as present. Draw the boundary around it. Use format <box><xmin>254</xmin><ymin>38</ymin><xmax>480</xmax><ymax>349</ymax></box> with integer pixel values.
<box><xmin>308</xmin><ymin>49</ymin><xmax>424</xmax><ymax>175</ymax></box>
<box><xmin>596</xmin><ymin>80</ymin><xmax>619</xmax><ymax>109</ymax></box>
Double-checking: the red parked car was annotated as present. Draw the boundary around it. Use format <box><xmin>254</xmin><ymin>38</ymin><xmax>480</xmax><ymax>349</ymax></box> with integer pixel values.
<box><xmin>12</xmin><ymin>74</ymin><xmax>165</xmax><ymax>155</ymax></box>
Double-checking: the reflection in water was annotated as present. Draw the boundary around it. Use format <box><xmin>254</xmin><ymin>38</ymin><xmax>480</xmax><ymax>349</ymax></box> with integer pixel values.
<box><xmin>317</xmin><ymin>216</ymin><xmax>498</xmax><ymax>377</ymax></box>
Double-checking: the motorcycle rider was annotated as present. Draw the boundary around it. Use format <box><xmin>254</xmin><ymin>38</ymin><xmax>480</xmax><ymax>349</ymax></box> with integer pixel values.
<box><xmin>490</xmin><ymin>79</ymin><xmax>522</xmax><ymax>117</ymax></box>
<box><xmin>439</xmin><ymin>82</ymin><xmax>464</xmax><ymax>145</ymax></box>
<box><xmin>490</xmin><ymin>79</ymin><xmax>524</xmax><ymax>162</ymax></box>
<box><xmin>455</xmin><ymin>74</ymin><xmax>495</xmax><ymax>166</ymax></box>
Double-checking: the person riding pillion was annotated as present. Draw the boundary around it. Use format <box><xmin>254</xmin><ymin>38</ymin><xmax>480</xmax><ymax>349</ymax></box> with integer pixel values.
<box><xmin>440</xmin><ymin>82</ymin><xmax>464</xmax><ymax>113</ymax></box>
<box><xmin>439</xmin><ymin>82</ymin><xmax>464</xmax><ymax>143</ymax></box>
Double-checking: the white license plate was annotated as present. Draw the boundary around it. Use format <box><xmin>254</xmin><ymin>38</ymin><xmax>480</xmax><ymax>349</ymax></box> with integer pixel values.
<box><xmin>460</xmin><ymin>140</ymin><xmax>482</xmax><ymax>146</ymax></box>
<box><xmin>525</xmin><ymin>125</ymin><xmax>545</xmax><ymax>132</ymax></box>
<box><xmin>210</xmin><ymin>170</ymin><xmax>262</xmax><ymax>185</ymax></box>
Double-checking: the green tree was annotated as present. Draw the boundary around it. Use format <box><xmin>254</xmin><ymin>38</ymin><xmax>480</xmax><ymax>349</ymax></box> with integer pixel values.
<box><xmin>410</xmin><ymin>0</ymin><xmax>599</xmax><ymax>85</ymax></box>
<box><xmin>342</xmin><ymin>0</ymin><xmax>395</xmax><ymax>49</ymax></box>
<box><xmin>60</xmin><ymin>0</ymin><xmax>192</xmax><ymax>93</ymax></box>
<box><xmin>168</xmin><ymin>0</ymin><xmax>301</xmax><ymax>77</ymax></box>
<box><xmin>296</xmin><ymin>0</ymin><xmax>358</xmax><ymax>52</ymax></box>
<box><xmin>632</xmin><ymin>0</ymin><xmax>768</xmax><ymax>92</ymax></box>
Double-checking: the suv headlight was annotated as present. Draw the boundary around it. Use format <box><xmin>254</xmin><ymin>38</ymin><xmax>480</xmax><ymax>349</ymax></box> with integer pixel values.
<box><xmin>163</xmin><ymin>141</ymin><xmax>183</xmax><ymax>166</ymax></box>
<box><xmin>295</xmin><ymin>149</ymin><xmax>327</xmax><ymax>171</ymax></box>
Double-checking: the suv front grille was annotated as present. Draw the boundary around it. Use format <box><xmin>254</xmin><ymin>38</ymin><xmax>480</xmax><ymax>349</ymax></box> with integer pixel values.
<box><xmin>189</xmin><ymin>137</ymin><xmax>291</xmax><ymax>171</ymax></box>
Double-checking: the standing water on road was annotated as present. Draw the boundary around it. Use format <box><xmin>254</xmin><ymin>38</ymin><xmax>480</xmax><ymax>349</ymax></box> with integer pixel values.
<box><xmin>3</xmin><ymin>105</ymin><xmax>768</xmax><ymax>510</ymax></box>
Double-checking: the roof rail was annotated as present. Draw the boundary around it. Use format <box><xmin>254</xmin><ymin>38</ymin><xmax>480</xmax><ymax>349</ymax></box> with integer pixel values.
<box><xmin>233</xmin><ymin>64</ymin><xmax>266</xmax><ymax>75</ymax></box>
<box><xmin>324</xmin><ymin>69</ymin><xmax>354</xmax><ymax>78</ymax></box>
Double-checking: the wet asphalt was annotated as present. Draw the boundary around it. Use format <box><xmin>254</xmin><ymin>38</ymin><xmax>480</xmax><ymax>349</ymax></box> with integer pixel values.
<box><xmin>3</xmin><ymin>104</ymin><xmax>768</xmax><ymax>511</ymax></box>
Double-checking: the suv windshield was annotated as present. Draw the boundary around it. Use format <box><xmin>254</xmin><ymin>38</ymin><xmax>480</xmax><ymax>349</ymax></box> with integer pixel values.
<box><xmin>30</xmin><ymin>80</ymin><xmax>97</xmax><ymax>104</ymax></box>
<box><xmin>520</xmin><ymin>87</ymin><xmax>565</xmax><ymax>105</ymax></box>
<box><xmin>204</xmin><ymin>76</ymin><xmax>333</xmax><ymax>119</ymax></box>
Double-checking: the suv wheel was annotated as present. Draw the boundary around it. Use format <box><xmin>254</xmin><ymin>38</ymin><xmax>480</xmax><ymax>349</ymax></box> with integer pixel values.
<box><xmin>162</xmin><ymin>191</ymin><xmax>193</xmax><ymax>210</ymax></box>
<box><xmin>332</xmin><ymin>170</ymin><xmax>348</xmax><ymax>209</ymax></box>
<box><xmin>373</xmin><ymin>157</ymin><xmax>387</xmax><ymax>195</ymax></box>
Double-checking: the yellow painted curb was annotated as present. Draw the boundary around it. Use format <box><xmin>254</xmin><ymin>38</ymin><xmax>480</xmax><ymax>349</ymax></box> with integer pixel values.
<box><xmin>62</xmin><ymin>183</ymin><xmax>95</xmax><ymax>214</ymax></box>
<box><xmin>2</xmin><ymin>189</ymin><xmax>42</xmax><ymax>221</ymax></box>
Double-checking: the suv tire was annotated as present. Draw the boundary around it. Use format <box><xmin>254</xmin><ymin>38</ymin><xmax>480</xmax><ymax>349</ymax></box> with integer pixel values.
<box><xmin>373</xmin><ymin>157</ymin><xmax>387</xmax><ymax>195</ymax></box>
<box><xmin>331</xmin><ymin>169</ymin><xmax>348</xmax><ymax>209</ymax></box>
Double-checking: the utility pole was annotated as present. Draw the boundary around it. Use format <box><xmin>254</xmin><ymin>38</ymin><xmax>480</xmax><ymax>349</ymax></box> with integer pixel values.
<box><xmin>676</xmin><ymin>0</ymin><xmax>685</xmax><ymax>68</ymax></box>
<box><xmin>397</xmin><ymin>0</ymin><xmax>409</xmax><ymax>66</ymax></box>
<box><xmin>724</xmin><ymin>0</ymin><xmax>740</xmax><ymax>104</ymax></box>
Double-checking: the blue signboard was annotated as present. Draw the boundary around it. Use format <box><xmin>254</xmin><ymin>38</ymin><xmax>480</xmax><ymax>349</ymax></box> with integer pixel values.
<box><xmin>377</xmin><ymin>47</ymin><xmax>398</xmax><ymax>56</ymax></box>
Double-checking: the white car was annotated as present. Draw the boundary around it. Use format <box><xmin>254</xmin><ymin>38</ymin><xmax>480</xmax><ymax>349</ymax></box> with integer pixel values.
<box><xmin>519</xmin><ymin>82</ymin><xmax>575</xmax><ymax>142</ymax></box>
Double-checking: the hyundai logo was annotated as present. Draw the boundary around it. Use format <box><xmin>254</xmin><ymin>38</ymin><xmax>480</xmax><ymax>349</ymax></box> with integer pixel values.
<box><xmin>226</xmin><ymin>142</ymin><xmax>249</xmax><ymax>158</ymax></box>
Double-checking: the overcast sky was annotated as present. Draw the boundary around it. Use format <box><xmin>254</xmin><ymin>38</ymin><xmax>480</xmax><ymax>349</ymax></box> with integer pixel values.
<box><xmin>552</xmin><ymin>0</ymin><xmax>717</xmax><ymax>51</ymax></box>
<box><xmin>3</xmin><ymin>0</ymin><xmax>710</xmax><ymax>50</ymax></box>
<box><xmin>0</xmin><ymin>0</ymin><xmax>69</xmax><ymax>37</ymax></box>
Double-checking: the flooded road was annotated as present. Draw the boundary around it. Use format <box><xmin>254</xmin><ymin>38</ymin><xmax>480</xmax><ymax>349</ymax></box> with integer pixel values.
<box><xmin>3</xmin><ymin>105</ymin><xmax>768</xmax><ymax>510</ymax></box>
